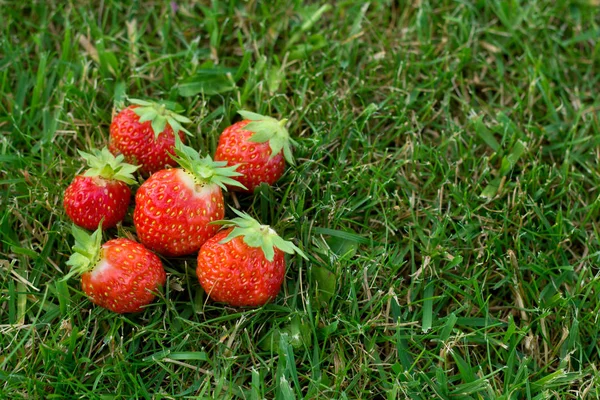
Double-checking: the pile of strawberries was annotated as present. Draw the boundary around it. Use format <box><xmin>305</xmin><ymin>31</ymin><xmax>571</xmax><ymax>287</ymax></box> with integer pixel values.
<box><xmin>62</xmin><ymin>100</ymin><xmax>305</xmax><ymax>313</ymax></box>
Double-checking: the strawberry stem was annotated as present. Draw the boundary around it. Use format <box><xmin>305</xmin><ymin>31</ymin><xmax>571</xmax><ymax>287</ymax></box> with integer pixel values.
<box><xmin>129</xmin><ymin>98</ymin><xmax>193</xmax><ymax>138</ymax></box>
<box><xmin>80</xmin><ymin>147</ymin><xmax>139</xmax><ymax>184</ymax></box>
<box><xmin>172</xmin><ymin>141</ymin><xmax>247</xmax><ymax>191</ymax></box>
<box><xmin>238</xmin><ymin>110</ymin><xmax>297</xmax><ymax>165</ymax></box>
<box><xmin>63</xmin><ymin>224</ymin><xmax>103</xmax><ymax>281</ymax></box>
<box><xmin>213</xmin><ymin>208</ymin><xmax>308</xmax><ymax>262</ymax></box>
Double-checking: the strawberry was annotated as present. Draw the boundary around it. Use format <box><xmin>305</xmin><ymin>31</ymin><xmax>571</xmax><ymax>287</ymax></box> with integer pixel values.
<box><xmin>63</xmin><ymin>147</ymin><xmax>139</xmax><ymax>230</ymax></box>
<box><xmin>133</xmin><ymin>142</ymin><xmax>245</xmax><ymax>257</ymax></box>
<box><xmin>214</xmin><ymin>111</ymin><xmax>298</xmax><ymax>193</ymax></box>
<box><xmin>109</xmin><ymin>99</ymin><xmax>192</xmax><ymax>175</ymax></box>
<box><xmin>196</xmin><ymin>210</ymin><xmax>307</xmax><ymax>307</ymax></box>
<box><xmin>65</xmin><ymin>225</ymin><xmax>166</xmax><ymax>314</ymax></box>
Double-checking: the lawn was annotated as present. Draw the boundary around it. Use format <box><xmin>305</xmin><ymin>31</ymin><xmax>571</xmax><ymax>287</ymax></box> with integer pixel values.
<box><xmin>2</xmin><ymin>1</ymin><xmax>600</xmax><ymax>398</ymax></box>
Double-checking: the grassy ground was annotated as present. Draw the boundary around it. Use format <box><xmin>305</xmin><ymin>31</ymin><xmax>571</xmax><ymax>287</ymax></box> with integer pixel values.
<box><xmin>2</xmin><ymin>0</ymin><xmax>600</xmax><ymax>398</ymax></box>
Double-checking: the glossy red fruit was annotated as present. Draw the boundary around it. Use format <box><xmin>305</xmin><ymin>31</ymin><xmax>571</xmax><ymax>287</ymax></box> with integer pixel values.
<box><xmin>65</xmin><ymin>225</ymin><xmax>166</xmax><ymax>314</ymax></box>
<box><xmin>63</xmin><ymin>148</ymin><xmax>138</xmax><ymax>230</ymax></box>
<box><xmin>64</xmin><ymin>176</ymin><xmax>130</xmax><ymax>230</ymax></box>
<box><xmin>214</xmin><ymin>120</ymin><xmax>285</xmax><ymax>192</ymax></box>
<box><xmin>133</xmin><ymin>143</ymin><xmax>244</xmax><ymax>257</ymax></box>
<box><xmin>196</xmin><ymin>210</ymin><xmax>306</xmax><ymax>307</ymax></box>
<box><xmin>214</xmin><ymin>111</ymin><xmax>298</xmax><ymax>193</ymax></box>
<box><xmin>109</xmin><ymin>100</ymin><xmax>191</xmax><ymax>175</ymax></box>
<box><xmin>198</xmin><ymin>228</ymin><xmax>285</xmax><ymax>307</ymax></box>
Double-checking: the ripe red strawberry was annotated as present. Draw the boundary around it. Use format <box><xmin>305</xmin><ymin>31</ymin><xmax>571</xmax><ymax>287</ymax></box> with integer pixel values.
<box><xmin>65</xmin><ymin>225</ymin><xmax>166</xmax><ymax>314</ymax></box>
<box><xmin>133</xmin><ymin>143</ymin><xmax>245</xmax><ymax>257</ymax></box>
<box><xmin>196</xmin><ymin>210</ymin><xmax>307</xmax><ymax>307</ymax></box>
<box><xmin>64</xmin><ymin>147</ymin><xmax>139</xmax><ymax>230</ymax></box>
<box><xmin>109</xmin><ymin>99</ymin><xmax>192</xmax><ymax>175</ymax></box>
<box><xmin>214</xmin><ymin>111</ymin><xmax>298</xmax><ymax>193</ymax></box>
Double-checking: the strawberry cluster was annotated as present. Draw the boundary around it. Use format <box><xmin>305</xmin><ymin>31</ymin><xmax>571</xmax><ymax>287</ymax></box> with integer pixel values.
<box><xmin>63</xmin><ymin>100</ymin><xmax>306</xmax><ymax>313</ymax></box>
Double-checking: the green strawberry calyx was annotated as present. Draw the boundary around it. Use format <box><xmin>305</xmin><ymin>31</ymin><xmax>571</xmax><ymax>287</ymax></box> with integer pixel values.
<box><xmin>63</xmin><ymin>224</ymin><xmax>103</xmax><ymax>281</ymax></box>
<box><xmin>213</xmin><ymin>208</ymin><xmax>308</xmax><ymax>262</ymax></box>
<box><xmin>173</xmin><ymin>141</ymin><xmax>247</xmax><ymax>191</ymax></box>
<box><xmin>129</xmin><ymin>98</ymin><xmax>192</xmax><ymax>138</ymax></box>
<box><xmin>80</xmin><ymin>147</ymin><xmax>139</xmax><ymax>184</ymax></box>
<box><xmin>238</xmin><ymin>110</ymin><xmax>298</xmax><ymax>165</ymax></box>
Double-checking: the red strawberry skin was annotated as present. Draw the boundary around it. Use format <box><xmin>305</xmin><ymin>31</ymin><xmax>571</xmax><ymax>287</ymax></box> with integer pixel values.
<box><xmin>64</xmin><ymin>176</ymin><xmax>131</xmax><ymax>230</ymax></box>
<box><xmin>197</xmin><ymin>228</ymin><xmax>286</xmax><ymax>307</ymax></box>
<box><xmin>81</xmin><ymin>238</ymin><xmax>166</xmax><ymax>313</ymax></box>
<box><xmin>214</xmin><ymin>120</ymin><xmax>285</xmax><ymax>193</ymax></box>
<box><xmin>133</xmin><ymin>169</ymin><xmax>225</xmax><ymax>257</ymax></box>
<box><xmin>109</xmin><ymin>106</ymin><xmax>186</xmax><ymax>175</ymax></box>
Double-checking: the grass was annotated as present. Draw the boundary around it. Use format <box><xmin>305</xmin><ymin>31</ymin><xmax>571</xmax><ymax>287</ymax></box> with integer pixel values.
<box><xmin>1</xmin><ymin>0</ymin><xmax>600</xmax><ymax>398</ymax></box>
